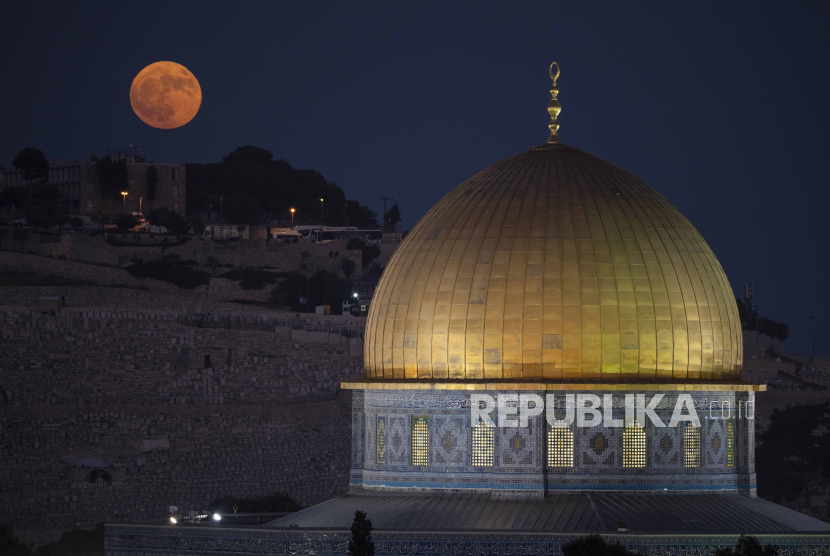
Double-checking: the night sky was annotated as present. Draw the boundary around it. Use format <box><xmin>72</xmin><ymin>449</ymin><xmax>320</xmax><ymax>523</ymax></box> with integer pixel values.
<box><xmin>2</xmin><ymin>1</ymin><xmax>829</xmax><ymax>355</ymax></box>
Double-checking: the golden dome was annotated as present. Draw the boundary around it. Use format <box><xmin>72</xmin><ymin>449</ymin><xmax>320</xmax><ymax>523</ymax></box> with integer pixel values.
<box><xmin>365</xmin><ymin>143</ymin><xmax>743</xmax><ymax>381</ymax></box>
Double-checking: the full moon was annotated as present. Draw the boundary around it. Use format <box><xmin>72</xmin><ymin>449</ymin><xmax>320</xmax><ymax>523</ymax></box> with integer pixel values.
<box><xmin>129</xmin><ymin>61</ymin><xmax>201</xmax><ymax>129</ymax></box>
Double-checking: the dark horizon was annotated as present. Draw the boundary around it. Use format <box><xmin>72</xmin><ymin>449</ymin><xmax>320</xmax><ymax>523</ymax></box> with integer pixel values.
<box><xmin>2</xmin><ymin>0</ymin><xmax>829</xmax><ymax>354</ymax></box>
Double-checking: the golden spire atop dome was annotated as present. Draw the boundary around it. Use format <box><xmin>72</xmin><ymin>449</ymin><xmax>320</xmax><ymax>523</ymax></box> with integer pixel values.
<box><xmin>547</xmin><ymin>62</ymin><xmax>561</xmax><ymax>144</ymax></box>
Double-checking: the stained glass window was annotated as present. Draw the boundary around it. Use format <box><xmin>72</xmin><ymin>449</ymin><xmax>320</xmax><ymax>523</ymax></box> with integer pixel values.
<box><xmin>548</xmin><ymin>426</ymin><xmax>574</xmax><ymax>467</ymax></box>
<box><xmin>471</xmin><ymin>419</ymin><xmax>494</xmax><ymax>467</ymax></box>
<box><xmin>726</xmin><ymin>419</ymin><xmax>735</xmax><ymax>467</ymax></box>
<box><xmin>376</xmin><ymin>416</ymin><xmax>386</xmax><ymax>464</ymax></box>
<box><xmin>684</xmin><ymin>424</ymin><xmax>701</xmax><ymax>468</ymax></box>
<box><xmin>622</xmin><ymin>424</ymin><xmax>646</xmax><ymax>468</ymax></box>
<box><xmin>411</xmin><ymin>416</ymin><xmax>429</xmax><ymax>466</ymax></box>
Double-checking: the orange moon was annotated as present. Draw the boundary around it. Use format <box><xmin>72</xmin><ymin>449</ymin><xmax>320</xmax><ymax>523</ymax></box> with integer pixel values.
<box><xmin>129</xmin><ymin>61</ymin><xmax>201</xmax><ymax>129</ymax></box>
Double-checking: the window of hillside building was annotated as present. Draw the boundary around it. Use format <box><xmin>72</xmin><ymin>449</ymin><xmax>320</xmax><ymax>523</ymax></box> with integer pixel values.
<box><xmin>684</xmin><ymin>424</ymin><xmax>701</xmax><ymax>468</ymax></box>
<box><xmin>171</xmin><ymin>168</ymin><xmax>178</xmax><ymax>181</ymax></box>
<box><xmin>622</xmin><ymin>423</ymin><xmax>647</xmax><ymax>468</ymax></box>
<box><xmin>411</xmin><ymin>416</ymin><xmax>429</xmax><ymax>466</ymax></box>
<box><xmin>172</xmin><ymin>201</ymin><xmax>178</xmax><ymax>212</ymax></box>
<box><xmin>471</xmin><ymin>418</ymin><xmax>494</xmax><ymax>467</ymax></box>
<box><xmin>548</xmin><ymin>425</ymin><xmax>574</xmax><ymax>468</ymax></box>
<box><xmin>172</xmin><ymin>185</ymin><xmax>179</xmax><ymax>198</ymax></box>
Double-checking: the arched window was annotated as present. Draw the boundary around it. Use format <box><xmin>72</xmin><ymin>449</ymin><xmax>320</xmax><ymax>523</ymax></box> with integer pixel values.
<box><xmin>376</xmin><ymin>416</ymin><xmax>386</xmax><ymax>464</ymax></box>
<box><xmin>726</xmin><ymin>419</ymin><xmax>735</xmax><ymax>467</ymax></box>
<box><xmin>622</xmin><ymin>423</ymin><xmax>647</xmax><ymax>468</ymax></box>
<box><xmin>411</xmin><ymin>416</ymin><xmax>429</xmax><ymax>466</ymax></box>
<box><xmin>684</xmin><ymin>424</ymin><xmax>701</xmax><ymax>468</ymax></box>
<box><xmin>548</xmin><ymin>425</ymin><xmax>574</xmax><ymax>467</ymax></box>
<box><xmin>471</xmin><ymin>418</ymin><xmax>494</xmax><ymax>467</ymax></box>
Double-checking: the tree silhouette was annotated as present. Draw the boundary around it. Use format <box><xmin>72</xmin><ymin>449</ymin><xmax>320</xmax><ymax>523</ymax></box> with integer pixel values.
<box><xmin>13</xmin><ymin>147</ymin><xmax>49</xmax><ymax>183</ymax></box>
<box><xmin>715</xmin><ymin>535</ymin><xmax>778</xmax><ymax>556</ymax></box>
<box><xmin>383</xmin><ymin>202</ymin><xmax>401</xmax><ymax>231</ymax></box>
<box><xmin>348</xmin><ymin>510</ymin><xmax>374</xmax><ymax>556</ymax></box>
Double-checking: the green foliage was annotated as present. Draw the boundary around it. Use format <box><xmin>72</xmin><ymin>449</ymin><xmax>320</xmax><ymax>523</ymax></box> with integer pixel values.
<box><xmin>91</xmin><ymin>210</ymin><xmax>114</xmax><ymax>230</ymax></box>
<box><xmin>383</xmin><ymin>202</ymin><xmax>401</xmax><ymax>231</ymax></box>
<box><xmin>341</xmin><ymin>257</ymin><xmax>356</xmax><ymax>278</ymax></box>
<box><xmin>756</xmin><ymin>401</ymin><xmax>830</xmax><ymax>503</ymax></box>
<box><xmin>162</xmin><ymin>253</ymin><xmax>181</xmax><ymax>264</ymax></box>
<box><xmin>163</xmin><ymin>212</ymin><xmax>191</xmax><ymax>236</ymax></box>
<box><xmin>348</xmin><ymin>511</ymin><xmax>374</xmax><ymax>556</ymax></box>
<box><xmin>735</xmin><ymin>298</ymin><xmax>789</xmax><ymax>341</ymax></box>
<box><xmin>0</xmin><ymin>524</ymin><xmax>33</xmax><ymax>556</ymax></box>
<box><xmin>13</xmin><ymin>147</ymin><xmax>49</xmax><ymax>182</ymax></box>
<box><xmin>361</xmin><ymin>243</ymin><xmax>380</xmax><ymax>268</ymax></box>
<box><xmin>115</xmin><ymin>214</ymin><xmax>139</xmax><ymax>233</ymax></box>
<box><xmin>186</xmin><ymin>146</ymin><xmax>378</xmax><ymax>227</ymax></box>
<box><xmin>219</xmin><ymin>268</ymin><xmax>278</xmax><ymax>290</ymax></box>
<box><xmin>561</xmin><ymin>534</ymin><xmax>636</xmax><ymax>556</ymax></box>
<box><xmin>146</xmin><ymin>208</ymin><xmax>170</xmax><ymax>227</ymax></box>
<box><xmin>268</xmin><ymin>270</ymin><xmax>348</xmax><ymax>312</ymax></box>
<box><xmin>346</xmin><ymin>237</ymin><xmax>365</xmax><ymax>250</ymax></box>
<box><xmin>0</xmin><ymin>185</ymin><xmax>28</xmax><ymax>208</ymax></box>
<box><xmin>208</xmin><ymin>492</ymin><xmax>302</xmax><ymax>513</ymax></box>
<box><xmin>146</xmin><ymin>208</ymin><xmax>190</xmax><ymax>235</ymax></box>
<box><xmin>146</xmin><ymin>165</ymin><xmax>158</xmax><ymax>201</ymax></box>
<box><xmin>24</xmin><ymin>183</ymin><xmax>69</xmax><ymax>229</ymax></box>
<box><xmin>35</xmin><ymin>523</ymin><xmax>104</xmax><ymax>556</ymax></box>
<box><xmin>190</xmin><ymin>215</ymin><xmax>206</xmax><ymax>235</ymax></box>
<box><xmin>127</xmin><ymin>262</ymin><xmax>210</xmax><ymax>289</ymax></box>
<box><xmin>95</xmin><ymin>156</ymin><xmax>128</xmax><ymax>198</ymax></box>
<box><xmin>714</xmin><ymin>535</ymin><xmax>778</xmax><ymax>556</ymax></box>
<box><xmin>70</xmin><ymin>217</ymin><xmax>83</xmax><ymax>228</ymax></box>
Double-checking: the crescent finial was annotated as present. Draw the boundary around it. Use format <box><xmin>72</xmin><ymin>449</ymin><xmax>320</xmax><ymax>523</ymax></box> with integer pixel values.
<box><xmin>549</xmin><ymin>61</ymin><xmax>560</xmax><ymax>85</ymax></box>
<box><xmin>546</xmin><ymin>62</ymin><xmax>562</xmax><ymax>144</ymax></box>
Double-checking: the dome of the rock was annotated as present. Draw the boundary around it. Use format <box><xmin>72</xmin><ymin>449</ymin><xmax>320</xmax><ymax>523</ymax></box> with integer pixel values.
<box><xmin>365</xmin><ymin>142</ymin><xmax>742</xmax><ymax>381</ymax></box>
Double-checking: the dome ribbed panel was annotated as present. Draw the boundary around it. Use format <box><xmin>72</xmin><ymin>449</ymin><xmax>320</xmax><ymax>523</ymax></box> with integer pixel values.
<box><xmin>364</xmin><ymin>145</ymin><xmax>742</xmax><ymax>381</ymax></box>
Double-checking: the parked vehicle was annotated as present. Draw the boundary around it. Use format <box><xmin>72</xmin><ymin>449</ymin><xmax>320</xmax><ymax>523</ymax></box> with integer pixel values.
<box><xmin>13</xmin><ymin>219</ymin><xmax>27</xmax><ymax>227</ymax></box>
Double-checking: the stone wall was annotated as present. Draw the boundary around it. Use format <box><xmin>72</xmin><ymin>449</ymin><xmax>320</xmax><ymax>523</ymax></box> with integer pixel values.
<box><xmin>0</xmin><ymin>308</ymin><xmax>364</xmax><ymax>544</ymax></box>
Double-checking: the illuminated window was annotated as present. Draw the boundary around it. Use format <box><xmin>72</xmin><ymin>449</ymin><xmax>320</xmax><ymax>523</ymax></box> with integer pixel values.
<box><xmin>548</xmin><ymin>426</ymin><xmax>574</xmax><ymax>467</ymax></box>
<box><xmin>411</xmin><ymin>416</ymin><xmax>429</xmax><ymax>466</ymax></box>
<box><xmin>471</xmin><ymin>419</ymin><xmax>494</xmax><ymax>467</ymax></box>
<box><xmin>726</xmin><ymin>419</ymin><xmax>735</xmax><ymax>467</ymax></box>
<box><xmin>622</xmin><ymin>424</ymin><xmax>646</xmax><ymax>468</ymax></box>
<box><xmin>376</xmin><ymin>416</ymin><xmax>386</xmax><ymax>464</ymax></box>
<box><xmin>684</xmin><ymin>424</ymin><xmax>701</xmax><ymax>468</ymax></box>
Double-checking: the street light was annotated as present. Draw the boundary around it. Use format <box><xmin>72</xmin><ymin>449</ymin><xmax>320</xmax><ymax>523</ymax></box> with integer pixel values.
<box><xmin>319</xmin><ymin>198</ymin><xmax>324</xmax><ymax>241</ymax></box>
<box><xmin>121</xmin><ymin>191</ymin><xmax>128</xmax><ymax>211</ymax></box>
<box><xmin>139</xmin><ymin>196</ymin><xmax>143</xmax><ymax>215</ymax></box>
<box><xmin>290</xmin><ymin>208</ymin><xmax>295</xmax><ymax>228</ymax></box>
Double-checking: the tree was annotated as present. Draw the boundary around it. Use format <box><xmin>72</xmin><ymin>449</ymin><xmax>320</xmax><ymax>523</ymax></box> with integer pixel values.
<box><xmin>146</xmin><ymin>208</ymin><xmax>170</xmax><ymax>227</ymax></box>
<box><xmin>164</xmin><ymin>212</ymin><xmax>192</xmax><ymax>236</ymax></box>
<box><xmin>205</xmin><ymin>256</ymin><xmax>220</xmax><ymax>276</ymax></box>
<box><xmin>341</xmin><ymin>258</ymin><xmax>356</xmax><ymax>278</ymax></box>
<box><xmin>95</xmin><ymin>156</ymin><xmax>128</xmax><ymax>198</ymax></box>
<box><xmin>715</xmin><ymin>535</ymin><xmax>778</xmax><ymax>556</ymax></box>
<box><xmin>348</xmin><ymin>510</ymin><xmax>374</xmax><ymax>556</ymax></box>
<box><xmin>383</xmin><ymin>202</ymin><xmax>401</xmax><ymax>232</ymax></box>
<box><xmin>361</xmin><ymin>243</ymin><xmax>380</xmax><ymax>268</ymax></box>
<box><xmin>91</xmin><ymin>210</ymin><xmax>114</xmax><ymax>231</ymax></box>
<box><xmin>24</xmin><ymin>183</ymin><xmax>69</xmax><ymax>229</ymax></box>
<box><xmin>35</xmin><ymin>523</ymin><xmax>104</xmax><ymax>556</ymax></box>
<box><xmin>190</xmin><ymin>215</ymin><xmax>206</xmax><ymax>236</ymax></box>
<box><xmin>561</xmin><ymin>534</ymin><xmax>635</xmax><ymax>556</ymax></box>
<box><xmin>146</xmin><ymin>165</ymin><xmax>158</xmax><ymax>201</ymax></box>
<box><xmin>13</xmin><ymin>147</ymin><xmax>49</xmax><ymax>183</ymax></box>
<box><xmin>70</xmin><ymin>217</ymin><xmax>84</xmax><ymax>228</ymax></box>
<box><xmin>115</xmin><ymin>214</ymin><xmax>139</xmax><ymax>233</ymax></box>
<box><xmin>0</xmin><ymin>185</ymin><xmax>28</xmax><ymax>209</ymax></box>
<box><xmin>756</xmin><ymin>402</ymin><xmax>830</xmax><ymax>506</ymax></box>
<box><xmin>0</xmin><ymin>524</ymin><xmax>34</xmax><ymax>556</ymax></box>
